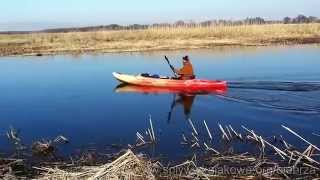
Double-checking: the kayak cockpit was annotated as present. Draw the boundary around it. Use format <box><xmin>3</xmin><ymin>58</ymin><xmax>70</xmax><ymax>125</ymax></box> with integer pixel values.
<box><xmin>140</xmin><ymin>73</ymin><xmax>170</xmax><ymax>79</ymax></box>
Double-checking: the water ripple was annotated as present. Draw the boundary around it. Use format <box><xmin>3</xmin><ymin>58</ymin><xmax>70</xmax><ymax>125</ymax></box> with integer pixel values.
<box><xmin>219</xmin><ymin>81</ymin><xmax>320</xmax><ymax>114</ymax></box>
<box><xmin>229</xmin><ymin>81</ymin><xmax>320</xmax><ymax>92</ymax></box>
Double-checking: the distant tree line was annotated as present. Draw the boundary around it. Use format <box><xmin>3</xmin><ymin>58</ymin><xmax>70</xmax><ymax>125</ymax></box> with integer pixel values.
<box><xmin>37</xmin><ymin>14</ymin><xmax>320</xmax><ymax>33</ymax></box>
<box><xmin>152</xmin><ymin>15</ymin><xmax>319</xmax><ymax>27</ymax></box>
<box><xmin>283</xmin><ymin>15</ymin><xmax>319</xmax><ymax>24</ymax></box>
<box><xmin>41</xmin><ymin>24</ymin><xmax>149</xmax><ymax>33</ymax></box>
<box><xmin>0</xmin><ymin>14</ymin><xmax>319</xmax><ymax>34</ymax></box>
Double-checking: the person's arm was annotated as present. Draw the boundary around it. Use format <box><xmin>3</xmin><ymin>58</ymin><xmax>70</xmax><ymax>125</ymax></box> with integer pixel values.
<box><xmin>175</xmin><ymin>66</ymin><xmax>187</xmax><ymax>75</ymax></box>
<box><xmin>174</xmin><ymin>68</ymin><xmax>181</xmax><ymax>74</ymax></box>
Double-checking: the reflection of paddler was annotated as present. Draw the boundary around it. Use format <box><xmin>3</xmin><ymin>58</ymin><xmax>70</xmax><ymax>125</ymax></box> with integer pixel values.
<box><xmin>168</xmin><ymin>93</ymin><xmax>195</xmax><ymax>122</ymax></box>
<box><xmin>177</xmin><ymin>94</ymin><xmax>195</xmax><ymax>116</ymax></box>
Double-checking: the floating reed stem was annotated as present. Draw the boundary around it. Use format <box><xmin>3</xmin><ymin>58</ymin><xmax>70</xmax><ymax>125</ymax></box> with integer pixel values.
<box><xmin>182</xmin><ymin>133</ymin><xmax>187</xmax><ymax>142</ymax></box>
<box><xmin>136</xmin><ymin>132</ymin><xmax>145</xmax><ymax>144</ymax></box>
<box><xmin>312</xmin><ymin>133</ymin><xmax>320</xmax><ymax>137</ymax></box>
<box><xmin>218</xmin><ymin>123</ymin><xmax>229</xmax><ymax>141</ymax></box>
<box><xmin>147</xmin><ymin>128</ymin><xmax>153</xmax><ymax>141</ymax></box>
<box><xmin>149</xmin><ymin>115</ymin><xmax>156</xmax><ymax>142</ymax></box>
<box><xmin>259</xmin><ymin>136</ymin><xmax>265</xmax><ymax>158</ymax></box>
<box><xmin>203</xmin><ymin>120</ymin><xmax>212</xmax><ymax>140</ymax></box>
<box><xmin>192</xmin><ymin>132</ymin><xmax>199</xmax><ymax>142</ymax></box>
<box><xmin>203</xmin><ymin>142</ymin><xmax>220</xmax><ymax>154</ymax></box>
<box><xmin>282</xmin><ymin>125</ymin><xmax>320</xmax><ymax>151</ymax></box>
<box><xmin>242</xmin><ymin>125</ymin><xmax>288</xmax><ymax>159</ymax></box>
<box><xmin>225</xmin><ymin>126</ymin><xmax>233</xmax><ymax>139</ymax></box>
<box><xmin>228</xmin><ymin>125</ymin><xmax>242</xmax><ymax>140</ymax></box>
<box><xmin>188</xmin><ymin>118</ymin><xmax>198</xmax><ymax>136</ymax></box>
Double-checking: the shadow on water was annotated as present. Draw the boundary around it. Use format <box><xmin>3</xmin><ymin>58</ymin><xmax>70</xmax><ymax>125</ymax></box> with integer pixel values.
<box><xmin>220</xmin><ymin>81</ymin><xmax>320</xmax><ymax>114</ymax></box>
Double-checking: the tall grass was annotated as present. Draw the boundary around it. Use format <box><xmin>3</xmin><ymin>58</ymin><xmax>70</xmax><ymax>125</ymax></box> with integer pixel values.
<box><xmin>0</xmin><ymin>23</ymin><xmax>319</xmax><ymax>55</ymax></box>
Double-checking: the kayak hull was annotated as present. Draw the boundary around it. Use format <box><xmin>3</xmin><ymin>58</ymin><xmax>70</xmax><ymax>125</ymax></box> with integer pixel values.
<box><xmin>115</xmin><ymin>84</ymin><xmax>227</xmax><ymax>94</ymax></box>
<box><xmin>113</xmin><ymin>72</ymin><xmax>227</xmax><ymax>90</ymax></box>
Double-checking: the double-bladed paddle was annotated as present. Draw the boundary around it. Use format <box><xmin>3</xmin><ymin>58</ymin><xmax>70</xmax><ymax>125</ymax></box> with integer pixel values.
<box><xmin>164</xmin><ymin>56</ymin><xmax>178</xmax><ymax>78</ymax></box>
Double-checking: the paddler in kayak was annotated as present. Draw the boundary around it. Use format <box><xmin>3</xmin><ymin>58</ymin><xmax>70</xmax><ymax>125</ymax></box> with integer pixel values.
<box><xmin>174</xmin><ymin>56</ymin><xmax>195</xmax><ymax>80</ymax></box>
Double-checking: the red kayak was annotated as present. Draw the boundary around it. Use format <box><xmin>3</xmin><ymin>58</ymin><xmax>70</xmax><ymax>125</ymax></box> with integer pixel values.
<box><xmin>113</xmin><ymin>72</ymin><xmax>227</xmax><ymax>90</ymax></box>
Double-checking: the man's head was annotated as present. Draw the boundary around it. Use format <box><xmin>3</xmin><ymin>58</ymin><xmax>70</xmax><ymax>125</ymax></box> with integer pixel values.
<box><xmin>182</xmin><ymin>56</ymin><xmax>190</xmax><ymax>64</ymax></box>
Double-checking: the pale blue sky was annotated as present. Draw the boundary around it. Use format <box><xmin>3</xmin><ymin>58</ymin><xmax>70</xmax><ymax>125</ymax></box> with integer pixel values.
<box><xmin>1</xmin><ymin>0</ymin><xmax>319</xmax><ymax>31</ymax></box>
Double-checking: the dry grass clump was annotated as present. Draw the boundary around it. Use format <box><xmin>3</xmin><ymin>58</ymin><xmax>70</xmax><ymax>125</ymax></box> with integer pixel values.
<box><xmin>0</xmin><ymin>23</ymin><xmax>320</xmax><ymax>56</ymax></box>
<box><xmin>0</xmin><ymin>158</ymin><xmax>25</xmax><ymax>180</ymax></box>
<box><xmin>36</xmin><ymin>149</ymin><xmax>155</xmax><ymax>180</ymax></box>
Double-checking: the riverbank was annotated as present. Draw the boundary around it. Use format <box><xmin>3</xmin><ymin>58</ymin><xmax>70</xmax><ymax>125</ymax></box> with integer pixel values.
<box><xmin>0</xmin><ymin>23</ymin><xmax>320</xmax><ymax>56</ymax></box>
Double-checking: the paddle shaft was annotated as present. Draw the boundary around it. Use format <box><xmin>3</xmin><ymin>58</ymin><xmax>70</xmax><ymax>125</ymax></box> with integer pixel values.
<box><xmin>167</xmin><ymin>93</ymin><xmax>177</xmax><ymax>124</ymax></box>
<box><xmin>164</xmin><ymin>56</ymin><xmax>177</xmax><ymax>77</ymax></box>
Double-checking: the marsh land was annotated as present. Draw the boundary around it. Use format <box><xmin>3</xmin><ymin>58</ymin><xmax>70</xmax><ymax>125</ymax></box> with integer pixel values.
<box><xmin>1</xmin><ymin>23</ymin><xmax>320</xmax><ymax>56</ymax></box>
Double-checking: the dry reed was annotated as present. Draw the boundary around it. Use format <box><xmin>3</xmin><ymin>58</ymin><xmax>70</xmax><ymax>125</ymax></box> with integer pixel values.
<box><xmin>0</xmin><ymin>23</ymin><xmax>319</xmax><ymax>56</ymax></box>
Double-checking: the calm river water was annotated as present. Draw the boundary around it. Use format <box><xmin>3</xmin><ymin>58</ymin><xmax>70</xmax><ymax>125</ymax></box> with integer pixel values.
<box><xmin>0</xmin><ymin>45</ymin><xmax>319</xmax><ymax>160</ymax></box>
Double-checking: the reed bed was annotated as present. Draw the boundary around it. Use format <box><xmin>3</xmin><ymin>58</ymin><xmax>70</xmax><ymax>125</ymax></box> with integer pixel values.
<box><xmin>2</xmin><ymin>116</ymin><xmax>320</xmax><ymax>179</ymax></box>
<box><xmin>0</xmin><ymin>23</ymin><xmax>320</xmax><ymax>56</ymax></box>
<box><xmin>33</xmin><ymin>117</ymin><xmax>320</xmax><ymax>179</ymax></box>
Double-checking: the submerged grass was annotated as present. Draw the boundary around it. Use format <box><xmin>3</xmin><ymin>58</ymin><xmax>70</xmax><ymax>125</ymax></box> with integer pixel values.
<box><xmin>0</xmin><ymin>23</ymin><xmax>320</xmax><ymax>56</ymax></box>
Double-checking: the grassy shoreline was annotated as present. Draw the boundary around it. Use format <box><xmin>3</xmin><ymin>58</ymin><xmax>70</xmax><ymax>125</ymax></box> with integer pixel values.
<box><xmin>0</xmin><ymin>23</ymin><xmax>320</xmax><ymax>56</ymax></box>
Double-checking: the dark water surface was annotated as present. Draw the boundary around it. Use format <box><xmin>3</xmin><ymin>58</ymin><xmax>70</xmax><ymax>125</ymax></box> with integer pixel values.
<box><xmin>0</xmin><ymin>45</ymin><xmax>319</xmax><ymax>160</ymax></box>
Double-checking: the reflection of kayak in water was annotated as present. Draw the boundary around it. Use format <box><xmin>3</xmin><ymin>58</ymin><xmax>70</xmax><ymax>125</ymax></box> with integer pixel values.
<box><xmin>112</xmin><ymin>72</ymin><xmax>228</xmax><ymax>90</ymax></box>
<box><xmin>114</xmin><ymin>84</ymin><xmax>218</xmax><ymax>121</ymax></box>
<box><xmin>114</xmin><ymin>83</ymin><xmax>227</xmax><ymax>95</ymax></box>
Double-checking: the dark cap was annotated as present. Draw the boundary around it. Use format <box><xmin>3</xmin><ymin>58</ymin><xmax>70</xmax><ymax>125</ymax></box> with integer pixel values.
<box><xmin>182</xmin><ymin>56</ymin><xmax>189</xmax><ymax>61</ymax></box>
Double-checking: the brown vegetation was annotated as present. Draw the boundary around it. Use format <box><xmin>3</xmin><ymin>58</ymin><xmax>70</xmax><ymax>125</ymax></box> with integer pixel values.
<box><xmin>0</xmin><ymin>23</ymin><xmax>320</xmax><ymax>56</ymax></box>
<box><xmin>2</xmin><ymin>118</ymin><xmax>320</xmax><ymax>179</ymax></box>
<box><xmin>35</xmin><ymin>122</ymin><xmax>320</xmax><ymax>180</ymax></box>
